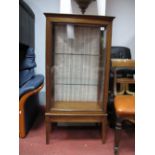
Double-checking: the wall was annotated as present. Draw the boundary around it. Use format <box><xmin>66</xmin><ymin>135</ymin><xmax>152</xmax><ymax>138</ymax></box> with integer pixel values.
<box><xmin>106</xmin><ymin>0</ymin><xmax>135</xmax><ymax>58</ymax></box>
<box><xmin>24</xmin><ymin>0</ymin><xmax>60</xmax><ymax>105</ymax></box>
<box><xmin>23</xmin><ymin>0</ymin><xmax>135</xmax><ymax>105</ymax></box>
<box><xmin>73</xmin><ymin>0</ymin><xmax>135</xmax><ymax>59</ymax></box>
<box><xmin>23</xmin><ymin>0</ymin><xmax>100</xmax><ymax>105</ymax></box>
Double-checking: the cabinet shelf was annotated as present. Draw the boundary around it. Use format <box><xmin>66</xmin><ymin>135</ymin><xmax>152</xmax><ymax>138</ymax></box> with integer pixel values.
<box><xmin>55</xmin><ymin>83</ymin><xmax>98</xmax><ymax>86</ymax></box>
<box><xmin>55</xmin><ymin>53</ymin><xmax>99</xmax><ymax>56</ymax></box>
<box><xmin>50</xmin><ymin>101</ymin><xmax>102</xmax><ymax>112</ymax></box>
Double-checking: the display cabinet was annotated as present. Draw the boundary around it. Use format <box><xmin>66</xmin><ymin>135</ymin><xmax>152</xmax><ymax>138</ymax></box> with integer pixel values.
<box><xmin>44</xmin><ymin>13</ymin><xmax>114</xmax><ymax>144</ymax></box>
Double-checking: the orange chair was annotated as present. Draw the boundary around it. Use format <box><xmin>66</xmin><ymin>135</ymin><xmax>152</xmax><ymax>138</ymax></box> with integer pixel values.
<box><xmin>112</xmin><ymin>60</ymin><xmax>135</xmax><ymax>155</ymax></box>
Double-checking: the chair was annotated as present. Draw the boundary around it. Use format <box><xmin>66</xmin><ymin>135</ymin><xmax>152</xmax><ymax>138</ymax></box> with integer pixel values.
<box><xmin>19</xmin><ymin>44</ymin><xmax>44</xmax><ymax>138</ymax></box>
<box><xmin>112</xmin><ymin>59</ymin><xmax>135</xmax><ymax>155</ymax></box>
<box><xmin>108</xmin><ymin>46</ymin><xmax>134</xmax><ymax>127</ymax></box>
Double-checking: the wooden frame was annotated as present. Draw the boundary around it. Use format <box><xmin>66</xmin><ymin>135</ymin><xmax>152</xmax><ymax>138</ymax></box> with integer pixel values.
<box><xmin>112</xmin><ymin>59</ymin><xmax>135</xmax><ymax>155</ymax></box>
<box><xmin>44</xmin><ymin>13</ymin><xmax>114</xmax><ymax>144</ymax></box>
<box><xmin>111</xmin><ymin>59</ymin><xmax>135</xmax><ymax>68</ymax></box>
<box><xmin>19</xmin><ymin>84</ymin><xmax>43</xmax><ymax>138</ymax></box>
<box><xmin>112</xmin><ymin>59</ymin><xmax>135</xmax><ymax>95</ymax></box>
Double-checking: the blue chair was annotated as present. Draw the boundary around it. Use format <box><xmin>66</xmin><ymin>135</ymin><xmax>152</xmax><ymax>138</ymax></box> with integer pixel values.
<box><xmin>19</xmin><ymin>45</ymin><xmax>44</xmax><ymax>138</ymax></box>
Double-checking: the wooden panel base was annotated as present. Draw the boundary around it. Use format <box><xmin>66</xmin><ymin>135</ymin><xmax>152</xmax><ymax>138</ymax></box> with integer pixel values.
<box><xmin>45</xmin><ymin>109</ymin><xmax>108</xmax><ymax>144</ymax></box>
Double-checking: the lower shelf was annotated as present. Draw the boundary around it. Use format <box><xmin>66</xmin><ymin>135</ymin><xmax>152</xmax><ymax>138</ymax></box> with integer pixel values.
<box><xmin>45</xmin><ymin>101</ymin><xmax>107</xmax><ymax>144</ymax></box>
<box><xmin>45</xmin><ymin>101</ymin><xmax>106</xmax><ymax>119</ymax></box>
<box><xmin>50</xmin><ymin>101</ymin><xmax>103</xmax><ymax>112</ymax></box>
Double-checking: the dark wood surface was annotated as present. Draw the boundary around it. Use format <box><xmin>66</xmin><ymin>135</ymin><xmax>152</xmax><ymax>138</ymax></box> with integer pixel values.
<box><xmin>45</xmin><ymin>20</ymin><xmax>52</xmax><ymax>111</ymax></box>
<box><xmin>97</xmin><ymin>30</ymin><xmax>104</xmax><ymax>105</ymax></box>
<box><xmin>44</xmin><ymin>13</ymin><xmax>115</xmax><ymax>21</ymax></box>
<box><xmin>45</xmin><ymin>13</ymin><xmax>114</xmax><ymax>144</ymax></box>
<box><xmin>103</xmin><ymin>22</ymin><xmax>113</xmax><ymax>113</ymax></box>
<box><xmin>44</xmin><ymin>13</ymin><xmax>115</xmax><ymax>27</ymax></box>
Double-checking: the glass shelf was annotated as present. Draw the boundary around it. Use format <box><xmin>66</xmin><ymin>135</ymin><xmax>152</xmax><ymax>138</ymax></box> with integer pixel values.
<box><xmin>55</xmin><ymin>83</ymin><xmax>98</xmax><ymax>86</ymax></box>
<box><xmin>55</xmin><ymin>53</ymin><xmax>99</xmax><ymax>56</ymax></box>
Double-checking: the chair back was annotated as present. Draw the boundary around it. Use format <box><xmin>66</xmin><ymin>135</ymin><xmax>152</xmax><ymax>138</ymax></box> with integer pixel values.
<box><xmin>112</xmin><ymin>59</ymin><xmax>135</xmax><ymax>96</ymax></box>
<box><xmin>111</xmin><ymin>46</ymin><xmax>131</xmax><ymax>59</ymax></box>
<box><xmin>19</xmin><ymin>44</ymin><xmax>36</xmax><ymax>87</ymax></box>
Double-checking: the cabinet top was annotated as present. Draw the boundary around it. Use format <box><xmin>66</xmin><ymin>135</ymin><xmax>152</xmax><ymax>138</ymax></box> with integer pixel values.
<box><xmin>44</xmin><ymin>13</ymin><xmax>115</xmax><ymax>22</ymax></box>
<box><xmin>44</xmin><ymin>13</ymin><xmax>115</xmax><ymax>26</ymax></box>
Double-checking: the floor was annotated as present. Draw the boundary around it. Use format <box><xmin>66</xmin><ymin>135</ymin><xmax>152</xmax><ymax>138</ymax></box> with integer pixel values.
<box><xmin>20</xmin><ymin>115</ymin><xmax>135</xmax><ymax>155</ymax></box>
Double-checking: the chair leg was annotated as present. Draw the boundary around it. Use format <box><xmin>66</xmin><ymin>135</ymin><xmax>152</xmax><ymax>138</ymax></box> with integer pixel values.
<box><xmin>114</xmin><ymin>118</ymin><xmax>122</xmax><ymax>155</ymax></box>
<box><xmin>101</xmin><ymin>117</ymin><xmax>108</xmax><ymax>144</ymax></box>
<box><xmin>46</xmin><ymin>121</ymin><xmax>51</xmax><ymax>144</ymax></box>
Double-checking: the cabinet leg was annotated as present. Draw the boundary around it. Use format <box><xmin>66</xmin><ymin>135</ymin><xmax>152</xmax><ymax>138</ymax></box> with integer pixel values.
<box><xmin>114</xmin><ymin>118</ymin><xmax>122</xmax><ymax>155</ymax></box>
<box><xmin>46</xmin><ymin>122</ymin><xmax>51</xmax><ymax>144</ymax></box>
<box><xmin>101</xmin><ymin>117</ymin><xmax>108</xmax><ymax>144</ymax></box>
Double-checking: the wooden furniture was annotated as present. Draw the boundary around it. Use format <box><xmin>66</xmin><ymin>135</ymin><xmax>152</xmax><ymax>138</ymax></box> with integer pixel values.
<box><xmin>19</xmin><ymin>84</ymin><xmax>43</xmax><ymax>138</ymax></box>
<box><xmin>111</xmin><ymin>59</ymin><xmax>135</xmax><ymax>68</ymax></box>
<box><xmin>112</xmin><ymin>59</ymin><xmax>135</xmax><ymax>155</ymax></box>
<box><xmin>44</xmin><ymin>13</ymin><xmax>114</xmax><ymax>144</ymax></box>
<box><xmin>108</xmin><ymin>47</ymin><xmax>133</xmax><ymax>127</ymax></box>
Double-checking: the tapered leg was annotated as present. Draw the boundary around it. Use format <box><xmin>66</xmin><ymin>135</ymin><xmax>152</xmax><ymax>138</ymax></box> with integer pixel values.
<box><xmin>101</xmin><ymin>117</ymin><xmax>108</xmax><ymax>144</ymax></box>
<box><xmin>46</xmin><ymin>121</ymin><xmax>51</xmax><ymax>144</ymax></box>
<box><xmin>114</xmin><ymin>118</ymin><xmax>122</xmax><ymax>155</ymax></box>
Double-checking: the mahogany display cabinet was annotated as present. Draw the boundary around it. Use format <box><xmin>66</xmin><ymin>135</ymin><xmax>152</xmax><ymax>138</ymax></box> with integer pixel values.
<box><xmin>44</xmin><ymin>13</ymin><xmax>114</xmax><ymax>144</ymax></box>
